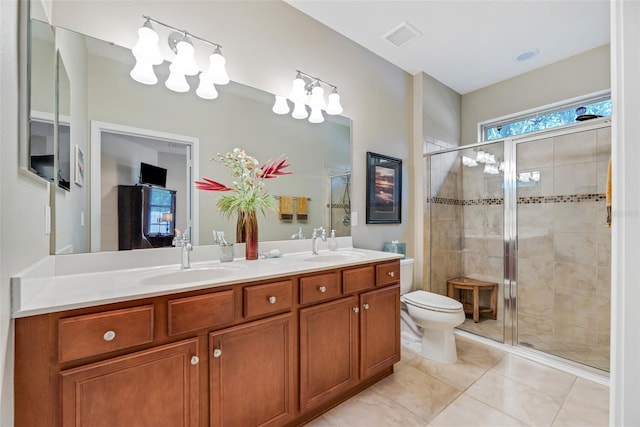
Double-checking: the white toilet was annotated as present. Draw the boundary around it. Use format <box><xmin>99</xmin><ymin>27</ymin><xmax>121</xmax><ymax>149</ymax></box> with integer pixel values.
<box><xmin>400</xmin><ymin>258</ymin><xmax>465</xmax><ymax>364</ymax></box>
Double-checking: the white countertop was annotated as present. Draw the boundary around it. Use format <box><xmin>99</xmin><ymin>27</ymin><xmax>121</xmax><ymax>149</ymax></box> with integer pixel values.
<box><xmin>11</xmin><ymin>238</ymin><xmax>403</xmax><ymax>318</ymax></box>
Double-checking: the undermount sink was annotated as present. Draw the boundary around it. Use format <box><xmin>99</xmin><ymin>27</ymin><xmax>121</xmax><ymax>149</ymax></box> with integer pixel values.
<box><xmin>139</xmin><ymin>266</ymin><xmax>243</xmax><ymax>286</ymax></box>
<box><xmin>294</xmin><ymin>251</ymin><xmax>367</xmax><ymax>263</ymax></box>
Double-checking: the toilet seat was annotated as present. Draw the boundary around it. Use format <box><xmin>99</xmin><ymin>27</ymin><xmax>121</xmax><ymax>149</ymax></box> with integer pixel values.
<box><xmin>402</xmin><ymin>290</ymin><xmax>463</xmax><ymax>313</ymax></box>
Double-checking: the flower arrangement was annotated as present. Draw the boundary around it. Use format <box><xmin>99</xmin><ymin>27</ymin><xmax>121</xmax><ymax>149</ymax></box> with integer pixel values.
<box><xmin>195</xmin><ymin>148</ymin><xmax>292</xmax><ymax>217</ymax></box>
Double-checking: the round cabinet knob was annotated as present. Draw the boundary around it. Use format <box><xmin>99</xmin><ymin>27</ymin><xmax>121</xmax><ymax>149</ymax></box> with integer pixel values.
<box><xmin>388</xmin><ymin>271</ymin><xmax>395</xmax><ymax>278</ymax></box>
<box><xmin>268</xmin><ymin>296</ymin><xmax>277</xmax><ymax>304</ymax></box>
<box><xmin>319</xmin><ymin>286</ymin><xmax>327</xmax><ymax>293</ymax></box>
<box><xmin>190</xmin><ymin>356</ymin><xmax>199</xmax><ymax>365</ymax></box>
<box><xmin>363</xmin><ymin>303</ymin><xmax>370</xmax><ymax>310</ymax></box>
<box><xmin>213</xmin><ymin>348</ymin><xmax>222</xmax><ymax>358</ymax></box>
<box><xmin>103</xmin><ymin>330</ymin><xmax>116</xmax><ymax>342</ymax></box>
<box><xmin>353</xmin><ymin>307</ymin><xmax>360</xmax><ymax>313</ymax></box>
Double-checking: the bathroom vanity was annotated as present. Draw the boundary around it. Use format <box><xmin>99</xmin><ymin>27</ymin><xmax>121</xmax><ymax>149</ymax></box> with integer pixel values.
<box><xmin>12</xmin><ymin>245</ymin><xmax>401</xmax><ymax>426</ymax></box>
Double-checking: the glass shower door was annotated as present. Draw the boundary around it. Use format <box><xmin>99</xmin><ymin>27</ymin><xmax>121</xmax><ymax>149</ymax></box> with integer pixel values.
<box><xmin>428</xmin><ymin>141</ymin><xmax>505</xmax><ymax>343</ymax></box>
<box><xmin>514</xmin><ymin>126</ymin><xmax>611</xmax><ymax>371</ymax></box>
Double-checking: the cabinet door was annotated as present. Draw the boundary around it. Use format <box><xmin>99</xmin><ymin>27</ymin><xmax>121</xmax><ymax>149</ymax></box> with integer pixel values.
<box><xmin>60</xmin><ymin>338</ymin><xmax>199</xmax><ymax>427</ymax></box>
<box><xmin>209</xmin><ymin>313</ymin><xmax>295</xmax><ymax>427</ymax></box>
<box><xmin>299</xmin><ymin>296</ymin><xmax>358</xmax><ymax>411</ymax></box>
<box><xmin>360</xmin><ymin>285</ymin><xmax>401</xmax><ymax>379</ymax></box>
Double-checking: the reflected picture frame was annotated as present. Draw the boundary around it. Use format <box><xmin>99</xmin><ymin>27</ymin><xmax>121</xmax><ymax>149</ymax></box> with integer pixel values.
<box><xmin>366</xmin><ymin>152</ymin><xmax>402</xmax><ymax>224</ymax></box>
<box><xmin>74</xmin><ymin>145</ymin><xmax>85</xmax><ymax>187</ymax></box>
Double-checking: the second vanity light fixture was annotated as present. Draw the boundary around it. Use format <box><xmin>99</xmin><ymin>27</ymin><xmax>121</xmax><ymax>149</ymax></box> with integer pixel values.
<box><xmin>272</xmin><ymin>70</ymin><xmax>343</xmax><ymax>124</ymax></box>
<box><xmin>130</xmin><ymin>16</ymin><xmax>230</xmax><ymax>99</ymax></box>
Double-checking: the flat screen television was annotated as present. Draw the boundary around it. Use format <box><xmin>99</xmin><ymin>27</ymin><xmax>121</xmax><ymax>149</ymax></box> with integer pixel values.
<box><xmin>139</xmin><ymin>162</ymin><xmax>167</xmax><ymax>188</ymax></box>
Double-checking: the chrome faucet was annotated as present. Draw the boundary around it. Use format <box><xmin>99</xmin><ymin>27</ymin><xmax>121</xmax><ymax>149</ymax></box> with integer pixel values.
<box><xmin>291</xmin><ymin>227</ymin><xmax>305</xmax><ymax>240</ymax></box>
<box><xmin>311</xmin><ymin>227</ymin><xmax>326</xmax><ymax>255</ymax></box>
<box><xmin>173</xmin><ymin>229</ymin><xmax>192</xmax><ymax>269</ymax></box>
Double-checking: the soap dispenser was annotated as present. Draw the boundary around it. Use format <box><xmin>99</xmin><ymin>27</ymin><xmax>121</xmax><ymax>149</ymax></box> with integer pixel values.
<box><xmin>328</xmin><ymin>229</ymin><xmax>338</xmax><ymax>251</ymax></box>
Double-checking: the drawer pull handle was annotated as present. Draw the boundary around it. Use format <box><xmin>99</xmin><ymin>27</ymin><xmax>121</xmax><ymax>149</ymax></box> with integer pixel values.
<box><xmin>319</xmin><ymin>286</ymin><xmax>327</xmax><ymax>293</ymax></box>
<box><xmin>268</xmin><ymin>296</ymin><xmax>277</xmax><ymax>304</ymax></box>
<box><xmin>363</xmin><ymin>303</ymin><xmax>370</xmax><ymax>310</ymax></box>
<box><xmin>353</xmin><ymin>307</ymin><xmax>359</xmax><ymax>313</ymax></box>
<box><xmin>103</xmin><ymin>330</ymin><xmax>116</xmax><ymax>342</ymax></box>
<box><xmin>213</xmin><ymin>348</ymin><xmax>222</xmax><ymax>358</ymax></box>
<box><xmin>388</xmin><ymin>271</ymin><xmax>395</xmax><ymax>278</ymax></box>
<box><xmin>191</xmin><ymin>356</ymin><xmax>199</xmax><ymax>365</ymax></box>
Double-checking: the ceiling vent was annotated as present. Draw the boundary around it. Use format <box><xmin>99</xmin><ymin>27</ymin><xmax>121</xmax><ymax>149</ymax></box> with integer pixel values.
<box><xmin>383</xmin><ymin>21</ymin><xmax>422</xmax><ymax>48</ymax></box>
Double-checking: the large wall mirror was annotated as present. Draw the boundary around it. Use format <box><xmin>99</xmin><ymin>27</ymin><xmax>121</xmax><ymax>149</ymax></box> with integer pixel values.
<box><xmin>26</xmin><ymin>15</ymin><xmax>352</xmax><ymax>255</ymax></box>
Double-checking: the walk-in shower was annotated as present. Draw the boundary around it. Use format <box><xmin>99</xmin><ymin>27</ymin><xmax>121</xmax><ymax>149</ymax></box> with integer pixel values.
<box><xmin>426</xmin><ymin>120</ymin><xmax>611</xmax><ymax>372</ymax></box>
<box><xmin>329</xmin><ymin>173</ymin><xmax>351</xmax><ymax>236</ymax></box>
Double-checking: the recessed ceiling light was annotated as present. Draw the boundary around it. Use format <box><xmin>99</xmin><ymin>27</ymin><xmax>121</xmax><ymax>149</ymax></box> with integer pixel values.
<box><xmin>514</xmin><ymin>48</ymin><xmax>539</xmax><ymax>62</ymax></box>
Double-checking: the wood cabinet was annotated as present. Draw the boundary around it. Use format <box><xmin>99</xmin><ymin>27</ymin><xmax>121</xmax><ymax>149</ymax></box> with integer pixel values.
<box><xmin>60</xmin><ymin>338</ymin><xmax>199</xmax><ymax>427</ymax></box>
<box><xmin>209</xmin><ymin>314</ymin><xmax>295</xmax><ymax>427</ymax></box>
<box><xmin>14</xmin><ymin>259</ymin><xmax>400</xmax><ymax>427</ymax></box>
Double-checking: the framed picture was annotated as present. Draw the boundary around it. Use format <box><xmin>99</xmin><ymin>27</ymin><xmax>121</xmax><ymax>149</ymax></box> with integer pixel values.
<box><xmin>366</xmin><ymin>152</ymin><xmax>402</xmax><ymax>224</ymax></box>
<box><xmin>74</xmin><ymin>145</ymin><xmax>85</xmax><ymax>187</ymax></box>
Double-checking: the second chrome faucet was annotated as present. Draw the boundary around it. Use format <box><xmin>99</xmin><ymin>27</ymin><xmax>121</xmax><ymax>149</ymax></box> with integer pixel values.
<box><xmin>311</xmin><ymin>227</ymin><xmax>326</xmax><ymax>255</ymax></box>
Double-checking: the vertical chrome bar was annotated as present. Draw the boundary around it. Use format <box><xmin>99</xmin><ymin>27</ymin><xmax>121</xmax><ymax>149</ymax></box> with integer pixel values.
<box><xmin>503</xmin><ymin>139</ymin><xmax>517</xmax><ymax>346</ymax></box>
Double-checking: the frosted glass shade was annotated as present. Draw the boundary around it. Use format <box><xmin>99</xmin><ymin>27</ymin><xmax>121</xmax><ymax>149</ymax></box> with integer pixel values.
<box><xmin>272</xmin><ymin>96</ymin><xmax>290</xmax><ymax>114</ymax></box>
<box><xmin>165</xmin><ymin>63</ymin><xmax>190</xmax><ymax>92</ymax></box>
<box><xmin>326</xmin><ymin>92</ymin><xmax>343</xmax><ymax>115</ymax></box>
<box><xmin>172</xmin><ymin>40</ymin><xmax>199</xmax><ymax>76</ymax></box>
<box><xmin>308</xmin><ymin>107</ymin><xmax>324</xmax><ymax>123</ymax></box>
<box><xmin>292</xmin><ymin>100</ymin><xmax>308</xmax><ymax>119</ymax></box>
<box><xmin>130</xmin><ymin>60</ymin><xmax>158</xmax><ymax>85</ymax></box>
<box><xmin>196</xmin><ymin>73</ymin><xmax>219</xmax><ymax>99</ymax></box>
<box><xmin>289</xmin><ymin>77</ymin><xmax>306</xmax><ymax>103</ymax></box>
<box><xmin>132</xmin><ymin>24</ymin><xmax>163</xmax><ymax>65</ymax></box>
<box><xmin>310</xmin><ymin>85</ymin><xmax>326</xmax><ymax>110</ymax></box>
<box><xmin>206</xmin><ymin>52</ymin><xmax>230</xmax><ymax>85</ymax></box>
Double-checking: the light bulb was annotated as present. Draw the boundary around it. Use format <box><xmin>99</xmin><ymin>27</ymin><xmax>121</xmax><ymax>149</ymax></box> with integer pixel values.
<box><xmin>310</xmin><ymin>85</ymin><xmax>326</xmax><ymax>110</ymax></box>
<box><xmin>292</xmin><ymin>100</ymin><xmax>308</xmax><ymax>119</ymax></box>
<box><xmin>308</xmin><ymin>106</ymin><xmax>324</xmax><ymax>123</ymax></box>
<box><xmin>132</xmin><ymin>21</ymin><xmax>163</xmax><ymax>65</ymax></box>
<box><xmin>206</xmin><ymin>49</ymin><xmax>230</xmax><ymax>85</ymax></box>
<box><xmin>326</xmin><ymin>91</ymin><xmax>343</xmax><ymax>115</ymax></box>
<box><xmin>196</xmin><ymin>73</ymin><xmax>218</xmax><ymax>99</ymax></box>
<box><xmin>130</xmin><ymin>60</ymin><xmax>158</xmax><ymax>85</ymax></box>
<box><xmin>172</xmin><ymin>39</ymin><xmax>199</xmax><ymax>76</ymax></box>
<box><xmin>165</xmin><ymin>63</ymin><xmax>190</xmax><ymax>92</ymax></box>
<box><xmin>289</xmin><ymin>76</ymin><xmax>306</xmax><ymax>103</ymax></box>
<box><xmin>272</xmin><ymin>96</ymin><xmax>290</xmax><ymax>114</ymax></box>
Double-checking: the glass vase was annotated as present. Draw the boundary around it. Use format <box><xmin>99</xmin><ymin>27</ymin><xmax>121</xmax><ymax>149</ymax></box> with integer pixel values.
<box><xmin>236</xmin><ymin>209</ymin><xmax>258</xmax><ymax>260</ymax></box>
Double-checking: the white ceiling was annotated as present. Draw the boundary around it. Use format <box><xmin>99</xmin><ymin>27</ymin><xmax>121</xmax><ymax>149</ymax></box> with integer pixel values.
<box><xmin>286</xmin><ymin>0</ymin><xmax>610</xmax><ymax>94</ymax></box>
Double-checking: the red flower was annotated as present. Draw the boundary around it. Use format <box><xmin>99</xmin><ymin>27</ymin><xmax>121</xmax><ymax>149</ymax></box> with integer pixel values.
<box><xmin>194</xmin><ymin>177</ymin><xmax>233</xmax><ymax>192</ymax></box>
<box><xmin>260</xmin><ymin>155</ymin><xmax>292</xmax><ymax>179</ymax></box>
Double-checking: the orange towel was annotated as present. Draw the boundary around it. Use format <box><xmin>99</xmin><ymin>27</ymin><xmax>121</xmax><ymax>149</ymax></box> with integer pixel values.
<box><xmin>279</xmin><ymin>196</ymin><xmax>293</xmax><ymax>221</ymax></box>
<box><xmin>606</xmin><ymin>158</ymin><xmax>612</xmax><ymax>227</ymax></box>
<box><xmin>296</xmin><ymin>197</ymin><xmax>308</xmax><ymax>221</ymax></box>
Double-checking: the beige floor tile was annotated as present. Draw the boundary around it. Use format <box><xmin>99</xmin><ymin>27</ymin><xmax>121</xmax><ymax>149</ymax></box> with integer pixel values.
<box><xmin>466</xmin><ymin>371</ymin><xmax>564</xmax><ymax>426</ymax></box>
<box><xmin>490</xmin><ymin>353</ymin><xmax>576</xmax><ymax>399</ymax></box>
<box><xmin>318</xmin><ymin>386</ymin><xmax>428</xmax><ymax>427</ymax></box>
<box><xmin>373</xmin><ymin>364</ymin><xmax>460</xmax><ymax>422</ymax></box>
<box><xmin>552</xmin><ymin>378</ymin><xmax>609</xmax><ymax>427</ymax></box>
<box><xmin>428</xmin><ymin>394</ymin><xmax>527</xmax><ymax>427</ymax></box>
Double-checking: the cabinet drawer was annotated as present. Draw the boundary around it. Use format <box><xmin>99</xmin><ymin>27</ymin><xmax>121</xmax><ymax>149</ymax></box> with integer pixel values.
<box><xmin>300</xmin><ymin>272</ymin><xmax>340</xmax><ymax>304</ymax></box>
<box><xmin>342</xmin><ymin>265</ymin><xmax>375</xmax><ymax>294</ymax></box>
<box><xmin>376</xmin><ymin>261</ymin><xmax>400</xmax><ymax>286</ymax></box>
<box><xmin>244</xmin><ymin>280</ymin><xmax>293</xmax><ymax>318</ymax></box>
<box><xmin>168</xmin><ymin>290</ymin><xmax>235</xmax><ymax>336</ymax></box>
<box><xmin>58</xmin><ymin>305</ymin><xmax>154</xmax><ymax>363</ymax></box>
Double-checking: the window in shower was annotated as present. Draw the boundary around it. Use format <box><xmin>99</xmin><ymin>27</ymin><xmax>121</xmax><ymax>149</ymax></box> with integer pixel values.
<box><xmin>481</xmin><ymin>94</ymin><xmax>611</xmax><ymax>142</ymax></box>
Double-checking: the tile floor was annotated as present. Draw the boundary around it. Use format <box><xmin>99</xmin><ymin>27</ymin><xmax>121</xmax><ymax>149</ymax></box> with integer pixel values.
<box><xmin>306</xmin><ymin>336</ymin><xmax>609</xmax><ymax>427</ymax></box>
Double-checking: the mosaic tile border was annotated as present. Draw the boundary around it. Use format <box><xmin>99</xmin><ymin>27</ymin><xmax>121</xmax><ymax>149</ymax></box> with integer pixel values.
<box><xmin>429</xmin><ymin>193</ymin><xmax>606</xmax><ymax>206</ymax></box>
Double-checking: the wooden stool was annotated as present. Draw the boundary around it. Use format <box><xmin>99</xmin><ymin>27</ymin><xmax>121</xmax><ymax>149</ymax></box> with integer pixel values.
<box><xmin>447</xmin><ymin>277</ymin><xmax>497</xmax><ymax>323</ymax></box>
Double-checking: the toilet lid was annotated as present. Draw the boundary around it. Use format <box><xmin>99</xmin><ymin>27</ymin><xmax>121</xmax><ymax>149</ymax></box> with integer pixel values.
<box><xmin>402</xmin><ymin>290</ymin><xmax>463</xmax><ymax>312</ymax></box>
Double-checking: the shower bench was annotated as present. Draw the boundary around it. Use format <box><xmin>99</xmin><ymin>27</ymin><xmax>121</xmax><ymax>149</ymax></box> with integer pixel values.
<box><xmin>447</xmin><ymin>277</ymin><xmax>498</xmax><ymax>323</ymax></box>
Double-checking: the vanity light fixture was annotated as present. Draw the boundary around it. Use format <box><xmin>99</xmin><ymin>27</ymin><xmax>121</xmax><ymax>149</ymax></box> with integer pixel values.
<box><xmin>273</xmin><ymin>70</ymin><xmax>343</xmax><ymax>123</ymax></box>
<box><xmin>130</xmin><ymin>16</ymin><xmax>229</xmax><ymax>99</ymax></box>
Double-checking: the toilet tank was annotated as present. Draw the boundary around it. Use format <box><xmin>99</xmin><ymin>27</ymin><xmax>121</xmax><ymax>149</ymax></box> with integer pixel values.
<box><xmin>400</xmin><ymin>258</ymin><xmax>414</xmax><ymax>295</ymax></box>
